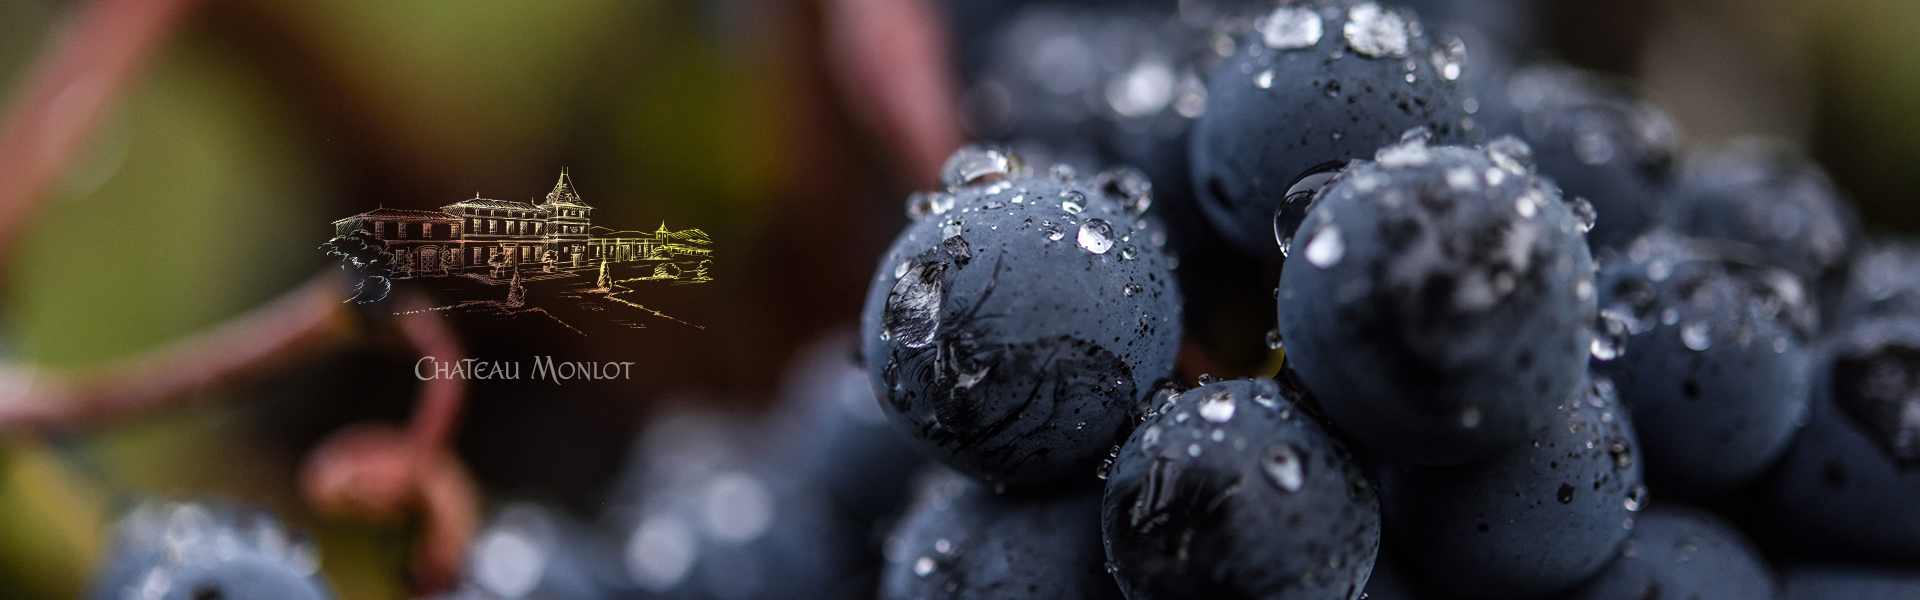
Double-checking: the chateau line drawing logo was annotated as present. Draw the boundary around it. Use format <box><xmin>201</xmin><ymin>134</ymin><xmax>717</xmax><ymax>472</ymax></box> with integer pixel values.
<box><xmin>320</xmin><ymin>170</ymin><xmax>711</xmax><ymax>335</ymax></box>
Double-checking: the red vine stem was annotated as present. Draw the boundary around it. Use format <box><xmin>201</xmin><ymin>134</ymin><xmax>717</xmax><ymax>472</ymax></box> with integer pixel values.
<box><xmin>0</xmin><ymin>272</ymin><xmax>360</xmax><ymax>430</ymax></box>
<box><xmin>0</xmin><ymin>0</ymin><xmax>204</xmax><ymax>265</ymax></box>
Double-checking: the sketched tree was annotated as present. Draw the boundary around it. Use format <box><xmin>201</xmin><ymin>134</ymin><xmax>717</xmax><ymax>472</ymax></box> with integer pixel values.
<box><xmin>319</xmin><ymin>229</ymin><xmax>394</xmax><ymax>304</ymax></box>
<box><xmin>505</xmin><ymin>267</ymin><xmax>526</xmax><ymax>307</ymax></box>
<box><xmin>542</xmin><ymin>249</ymin><xmax>557</xmax><ymax>273</ymax></box>
<box><xmin>596</xmin><ymin>257</ymin><xmax>611</xmax><ymax>291</ymax></box>
<box><xmin>653</xmin><ymin>262</ymin><xmax>681</xmax><ymax>280</ymax></box>
<box><xmin>487</xmin><ymin>250</ymin><xmax>508</xmax><ymax>279</ymax></box>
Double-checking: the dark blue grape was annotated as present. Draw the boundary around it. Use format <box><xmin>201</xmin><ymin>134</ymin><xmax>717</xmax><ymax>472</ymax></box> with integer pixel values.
<box><xmin>1101</xmin><ymin>378</ymin><xmax>1380</xmax><ymax>600</ymax></box>
<box><xmin>1493</xmin><ymin>65</ymin><xmax>1679</xmax><ymax>250</ymax></box>
<box><xmin>880</xmin><ymin>468</ymin><xmax>1120</xmax><ymax>600</ymax></box>
<box><xmin>766</xmin><ymin>332</ymin><xmax>928</xmax><ymax>531</ymax></box>
<box><xmin>1190</xmin><ymin>0</ymin><xmax>1474</xmax><ymax>258</ymax></box>
<box><xmin>1276</xmin><ymin>137</ymin><xmax>1596</xmax><ymax>465</ymax></box>
<box><xmin>1560</xmin><ymin>505</ymin><xmax>1778</xmax><ymax>600</ymax></box>
<box><xmin>1662</xmin><ymin>140</ymin><xmax>1856</xmax><ymax>286</ymax></box>
<box><xmin>948</xmin><ymin>1</ymin><xmax>1287</xmax><ymax>371</ymax></box>
<box><xmin>457</xmin><ymin>503</ymin><xmax>626</xmax><ymax>600</ymax></box>
<box><xmin>87</xmin><ymin>499</ymin><xmax>333</xmax><ymax>600</ymax></box>
<box><xmin>1593</xmin><ymin>231</ymin><xmax>1813</xmax><ymax>496</ymax></box>
<box><xmin>1827</xmin><ymin>242</ymin><xmax>1920</xmax><ymax>326</ymax></box>
<box><xmin>1396</xmin><ymin>0</ymin><xmax>1542</xmax><ymax>60</ymax></box>
<box><xmin>1767</xmin><ymin>313</ymin><xmax>1920</xmax><ymax>564</ymax></box>
<box><xmin>605</xmin><ymin>410</ymin><xmax>854</xmax><ymax>600</ymax></box>
<box><xmin>861</xmin><ymin>147</ymin><xmax>1183</xmax><ymax>488</ymax></box>
<box><xmin>1380</xmin><ymin>372</ymin><xmax>1643</xmax><ymax>600</ymax></box>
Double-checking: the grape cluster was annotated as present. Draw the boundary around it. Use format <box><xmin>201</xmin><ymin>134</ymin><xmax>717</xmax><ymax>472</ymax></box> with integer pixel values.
<box><xmin>855</xmin><ymin>0</ymin><xmax>1920</xmax><ymax>598</ymax></box>
<box><xmin>88</xmin><ymin>499</ymin><xmax>332</xmax><ymax>600</ymax></box>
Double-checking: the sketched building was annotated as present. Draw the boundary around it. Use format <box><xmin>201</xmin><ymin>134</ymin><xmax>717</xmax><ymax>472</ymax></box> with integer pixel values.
<box><xmin>330</xmin><ymin>170</ymin><xmax>710</xmax><ymax>276</ymax></box>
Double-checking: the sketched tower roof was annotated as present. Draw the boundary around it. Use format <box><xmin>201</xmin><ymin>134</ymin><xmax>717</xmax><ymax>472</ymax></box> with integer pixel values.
<box><xmin>541</xmin><ymin>168</ymin><xmax>591</xmax><ymax>207</ymax></box>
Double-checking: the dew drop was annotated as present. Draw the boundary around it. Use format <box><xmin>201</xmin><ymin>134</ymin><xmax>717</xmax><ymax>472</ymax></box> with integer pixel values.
<box><xmin>1041</xmin><ymin>220</ymin><xmax>1065</xmax><ymax>241</ymax></box>
<box><xmin>1486</xmin><ymin>136</ymin><xmax>1534</xmax><ymax>173</ymax></box>
<box><xmin>1260</xmin><ymin>6</ymin><xmax>1324</xmax><ymax>50</ymax></box>
<box><xmin>905</xmin><ymin>191</ymin><xmax>956</xmax><ymax>220</ymax></box>
<box><xmin>1376</xmin><ymin>137</ymin><xmax>1434</xmax><ymax>168</ymax></box>
<box><xmin>1445</xmin><ymin>166</ymin><xmax>1479</xmax><ymax>191</ymax></box>
<box><xmin>1623</xmin><ymin>485</ymin><xmax>1646</xmax><ymax>512</ymax></box>
<box><xmin>1265</xmin><ymin>329</ymin><xmax>1284</xmax><ymax>350</ymax></box>
<box><xmin>1608</xmin><ymin>439</ymin><xmax>1634</xmax><ymax>469</ymax></box>
<box><xmin>1061</xmin><ymin>192</ymin><xmax>1086</xmax><ymax>215</ymax></box>
<box><xmin>914</xmin><ymin>556</ymin><xmax>936</xmax><ymax>577</ymax></box>
<box><xmin>1429</xmin><ymin>35</ymin><xmax>1466</xmax><ymax>81</ymax></box>
<box><xmin>1255</xmin><ymin>69</ymin><xmax>1274</xmax><ymax>89</ymax></box>
<box><xmin>1095</xmin><ymin>166</ymin><xmax>1154</xmax><ymax>216</ymax></box>
<box><xmin>1515</xmin><ymin>194</ymin><xmax>1538</xmax><ymax>219</ymax></box>
<box><xmin>883</xmin><ymin>262</ymin><xmax>944</xmax><ymax>349</ymax></box>
<box><xmin>1198</xmin><ymin>389</ymin><xmax>1236</xmax><ymax>423</ymax></box>
<box><xmin>1343</xmin><ymin>3</ymin><xmax>1410</xmax><ymax>58</ymax></box>
<box><xmin>1681</xmin><ymin>321</ymin><xmax>1712</xmax><ymax>351</ymax></box>
<box><xmin>1078</xmin><ymin>219</ymin><xmax>1116</xmax><ymax>254</ymax></box>
<box><xmin>1123</xmin><ymin>283</ymin><xmax>1143</xmax><ymax>296</ymax></box>
<box><xmin>1049</xmin><ymin>164</ymin><xmax>1077</xmax><ymax>182</ymax></box>
<box><xmin>1262</xmin><ymin>444</ymin><xmax>1306</xmax><ymax>492</ymax></box>
<box><xmin>1571</xmin><ymin>197</ymin><xmax>1597</xmax><ymax>232</ymax></box>
<box><xmin>1303</xmin><ymin>223</ymin><xmax>1346</xmax><ymax>268</ymax></box>
<box><xmin>941</xmin><ymin>146</ymin><xmax>1018</xmax><ymax>190</ymax></box>
<box><xmin>1591</xmin><ymin>308</ymin><xmax>1631</xmax><ymax>361</ymax></box>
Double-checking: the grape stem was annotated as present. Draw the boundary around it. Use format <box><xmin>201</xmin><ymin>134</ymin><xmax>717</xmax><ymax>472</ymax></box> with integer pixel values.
<box><xmin>0</xmin><ymin>272</ymin><xmax>358</xmax><ymax>428</ymax></box>
<box><xmin>0</xmin><ymin>0</ymin><xmax>206</xmax><ymax>268</ymax></box>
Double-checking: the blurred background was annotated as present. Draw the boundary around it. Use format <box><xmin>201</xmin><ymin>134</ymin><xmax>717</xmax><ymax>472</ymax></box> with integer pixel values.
<box><xmin>0</xmin><ymin>0</ymin><xmax>1917</xmax><ymax>598</ymax></box>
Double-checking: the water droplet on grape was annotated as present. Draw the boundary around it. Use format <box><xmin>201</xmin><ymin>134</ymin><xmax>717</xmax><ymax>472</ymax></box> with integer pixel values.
<box><xmin>1303</xmin><ymin>223</ymin><xmax>1346</xmax><ymax>268</ymax></box>
<box><xmin>1078</xmin><ymin>219</ymin><xmax>1116</xmax><ymax>254</ymax></box>
<box><xmin>1262</xmin><ymin>444</ymin><xmax>1306</xmax><ymax>492</ymax></box>
<box><xmin>1198</xmin><ymin>389</ymin><xmax>1236</xmax><ymax>423</ymax></box>
<box><xmin>1343</xmin><ymin>2</ymin><xmax>1410</xmax><ymax>58</ymax></box>
<box><xmin>1260</xmin><ymin>6</ymin><xmax>1323</xmax><ymax>50</ymax></box>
